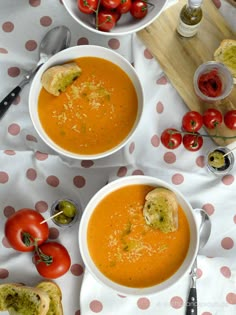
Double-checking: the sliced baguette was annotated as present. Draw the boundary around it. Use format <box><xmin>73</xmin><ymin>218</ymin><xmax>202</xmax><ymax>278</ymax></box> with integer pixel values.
<box><xmin>214</xmin><ymin>39</ymin><xmax>236</xmax><ymax>84</ymax></box>
<box><xmin>143</xmin><ymin>188</ymin><xmax>178</xmax><ymax>233</ymax></box>
<box><xmin>41</xmin><ymin>62</ymin><xmax>82</xmax><ymax>96</ymax></box>
<box><xmin>0</xmin><ymin>283</ymin><xmax>50</xmax><ymax>315</ymax></box>
<box><xmin>36</xmin><ymin>281</ymin><xmax>63</xmax><ymax>315</ymax></box>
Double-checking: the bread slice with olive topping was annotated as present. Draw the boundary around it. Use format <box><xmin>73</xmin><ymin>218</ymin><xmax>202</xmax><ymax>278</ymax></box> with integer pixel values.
<box><xmin>143</xmin><ymin>187</ymin><xmax>178</xmax><ymax>233</ymax></box>
<box><xmin>0</xmin><ymin>283</ymin><xmax>50</xmax><ymax>315</ymax></box>
<box><xmin>41</xmin><ymin>62</ymin><xmax>82</xmax><ymax>96</ymax></box>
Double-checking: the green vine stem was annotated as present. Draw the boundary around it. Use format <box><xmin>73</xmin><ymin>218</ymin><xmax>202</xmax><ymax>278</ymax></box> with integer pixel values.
<box><xmin>170</xmin><ymin>130</ymin><xmax>236</xmax><ymax>142</ymax></box>
<box><xmin>34</xmin><ymin>243</ymin><xmax>53</xmax><ymax>266</ymax></box>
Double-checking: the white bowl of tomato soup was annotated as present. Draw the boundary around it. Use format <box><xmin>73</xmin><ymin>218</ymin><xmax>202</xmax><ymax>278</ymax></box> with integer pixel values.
<box><xmin>79</xmin><ymin>175</ymin><xmax>199</xmax><ymax>295</ymax></box>
<box><xmin>29</xmin><ymin>45</ymin><xmax>143</xmax><ymax>160</ymax></box>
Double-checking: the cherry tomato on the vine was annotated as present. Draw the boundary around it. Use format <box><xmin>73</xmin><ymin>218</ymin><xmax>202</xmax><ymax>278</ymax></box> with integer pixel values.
<box><xmin>202</xmin><ymin>108</ymin><xmax>223</xmax><ymax>129</ymax></box>
<box><xmin>77</xmin><ymin>0</ymin><xmax>98</xmax><ymax>14</ymax></box>
<box><xmin>161</xmin><ymin>128</ymin><xmax>182</xmax><ymax>150</ymax></box>
<box><xmin>130</xmin><ymin>0</ymin><xmax>148</xmax><ymax>19</ymax></box>
<box><xmin>97</xmin><ymin>10</ymin><xmax>116</xmax><ymax>31</ymax></box>
<box><xmin>5</xmin><ymin>209</ymin><xmax>49</xmax><ymax>252</ymax></box>
<box><xmin>182</xmin><ymin>111</ymin><xmax>203</xmax><ymax>132</ymax></box>
<box><xmin>183</xmin><ymin>133</ymin><xmax>203</xmax><ymax>151</ymax></box>
<box><xmin>34</xmin><ymin>242</ymin><xmax>71</xmax><ymax>279</ymax></box>
<box><xmin>224</xmin><ymin>110</ymin><xmax>236</xmax><ymax>130</ymax></box>
<box><xmin>101</xmin><ymin>0</ymin><xmax>120</xmax><ymax>9</ymax></box>
<box><xmin>117</xmin><ymin>0</ymin><xmax>132</xmax><ymax>14</ymax></box>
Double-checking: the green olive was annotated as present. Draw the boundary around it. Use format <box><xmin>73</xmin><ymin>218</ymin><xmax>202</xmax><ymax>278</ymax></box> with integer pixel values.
<box><xmin>54</xmin><ymin>213</ymin><xmax>72</xmax><ymax>225</ymax></box>
<box><xmin>58</xmin><ymin>200</ymin><xmax>76</xmax><ymax>218</ymax></box>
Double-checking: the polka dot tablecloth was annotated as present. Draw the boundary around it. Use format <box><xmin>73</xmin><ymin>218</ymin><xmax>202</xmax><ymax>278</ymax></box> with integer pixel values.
<box><xmin>0</xmin><ymin>0</ymin><xmax>236</xmax><ymax>315</ymax></box>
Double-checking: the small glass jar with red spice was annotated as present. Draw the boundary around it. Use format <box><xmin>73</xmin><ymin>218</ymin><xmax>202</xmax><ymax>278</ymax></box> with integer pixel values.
<box><xmin>193</xmin><ymin>61</ymin><xmax>233</xmax><ymax>102</ymax></box>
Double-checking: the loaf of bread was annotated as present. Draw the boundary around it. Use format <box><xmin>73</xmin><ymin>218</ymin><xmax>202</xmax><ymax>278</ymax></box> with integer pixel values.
<box><xmin>214</xmin><ymin>39</ymin><xmax>236</xmax><ymax>84</ymax></box>
<box><xmin>0</xmin><ymin>281</ymin><xmax>63</xmax><ymax>315</ymax></box>
<box><xmin>0</xmin><ymin>283</ymin><xmax>50</xmax><ymax>315</ymax></box>
<box><xmin>41</xmin><ymin>62</ymin><xmax>82</xmax><ymax>96</ymax></box>
<box><xmin>143</xmin><ymin>187</ymin><xmax>178</xmax><ymax>233</ymax></box>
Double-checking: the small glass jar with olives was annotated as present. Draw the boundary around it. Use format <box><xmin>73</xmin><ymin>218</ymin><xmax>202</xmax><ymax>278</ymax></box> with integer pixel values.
<box><xmin>206</xmin><ymin>146</ymin><xmax>235</xmax><ymax>176</ymax></box>
<box><xmin>50</xmin><ymin>198</ymin><xmax>81</xmax><ymax>227</ymax></box>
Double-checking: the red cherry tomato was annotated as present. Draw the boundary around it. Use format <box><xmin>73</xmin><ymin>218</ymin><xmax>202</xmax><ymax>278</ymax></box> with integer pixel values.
<box><xmin>182</xmin><ymin>111</ymin><xmax>203</xmax><ymax>132</ymax></box>
<box><xmin>183</xmin><ymin>133</ymin><xmax>203</xmax><ymax>151</ymax></box>
<box><xmin>97</xmin><ymin>10</ymin><xmax>116</xmax><ymax>31</ymax></box>
<box><xmin>117</xmin><ymin>0</ymin><xmax>132</xmax><ymax>14</ymax></box>
<box><xmin>101</xmin><ymin>0</ymin><xmax>121</xmax><ymax>9</ymax></box>
<box><xmin>77</xmin><ymin>0</ymin><xmax>99</xmax><ymax>14</ymax></box>
<box><xmin>34</xmin><ymin>242</ymin><xmax>71</xmax><ymax>279</ymax></box>
<box><xmin>224</xmin><ymin>110</ymin><xmax>236</xmax><ymax>130</ymax></box>
<box><xmin>5</xmin><ymin>209</ymin><xmax>49</xmax><ymax>252</ymax></box>
<box><xmin>130</xmin><ymin>0</ymin><xmax>148</xmax><ymax>19</ymax></box>
<box><xmin>161</xmin><ymin>128</ymin><xmax>182</xmax><ymax>150</ymax></box>
<box><xmin>202</xmin><ymin>108</ymin><xmax>223</xmax><ymax>129</ymax></box>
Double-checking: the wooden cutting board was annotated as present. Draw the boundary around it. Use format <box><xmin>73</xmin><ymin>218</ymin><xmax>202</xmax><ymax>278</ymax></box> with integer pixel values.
<box><xmin>138</xmin><ymin>0</ymin><xmax>236</xmax><ymax>145</ymax></box>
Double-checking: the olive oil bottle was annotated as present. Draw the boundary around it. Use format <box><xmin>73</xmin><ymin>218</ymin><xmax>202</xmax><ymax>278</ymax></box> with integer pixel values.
<box><xmin>177</xmin><ymin>0</ymin><xmax>203</xmax><ymax>37</ymax></box>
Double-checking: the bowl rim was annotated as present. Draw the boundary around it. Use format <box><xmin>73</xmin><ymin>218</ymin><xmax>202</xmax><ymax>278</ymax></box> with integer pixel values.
<box><xmin>79</xmin><ymin>175</ymin><xmax>199</xmax><ymax>296</ymax></box>
<box><xmin>29</xmin><ymin>45</ymin><xmax>144</xmax><ymax>160</ymax></box>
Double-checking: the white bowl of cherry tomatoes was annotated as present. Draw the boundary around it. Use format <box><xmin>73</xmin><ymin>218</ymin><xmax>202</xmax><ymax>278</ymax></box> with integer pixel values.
<box><xmin>62</xmin><ymin>0</ymin><xmax>168</xmax><ymax>35</ymax></box>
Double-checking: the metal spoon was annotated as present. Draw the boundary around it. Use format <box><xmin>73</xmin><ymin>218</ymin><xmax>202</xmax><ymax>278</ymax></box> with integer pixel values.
<box><xmin>0</xmin><ymin>25</ymin><xmax>71</xmax><ymax>120</ymax></box>
<box><xmin>186</xmin><ymin>209</ymin><xmax>211</xmax><ymax>315</ymax></box>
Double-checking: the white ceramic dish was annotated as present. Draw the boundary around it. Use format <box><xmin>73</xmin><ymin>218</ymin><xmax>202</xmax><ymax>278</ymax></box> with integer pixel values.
<box><xmin>62</xmin><ymin>0</ymin><xmax>168</xmax><ymax>36</ymax></box>
<box><xmin>79</xmin><ymin>175</ymin><xmax>199</xmax><ymax>296</ymax></box>
<box><xmin>29</xmin><ymin>45</ymin><xmax>144</xmax><ymax>160</ymax></box>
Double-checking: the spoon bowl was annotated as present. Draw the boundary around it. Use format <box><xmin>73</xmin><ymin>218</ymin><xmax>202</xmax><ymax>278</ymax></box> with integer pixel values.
<box><xmin>0</xmin><ymin>25</ymin><xmax>71</xmax><ymax>120</ymax></box>
<box><xmin>195</xmin><ymin>208</ymin><xmax>211</xmax><ymax>250</ymax></box>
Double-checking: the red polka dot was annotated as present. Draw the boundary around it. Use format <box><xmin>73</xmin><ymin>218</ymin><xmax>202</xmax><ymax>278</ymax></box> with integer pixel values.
<box><xmin>8</xmin><ymin>123</ymin><xmax>20</xmax><ymax>135</ymax></box>
<box><xmin>151</xmin><ymin>135</ymin><xmax>160</xmax><ymax>147</ymax></box>
<box><xmin>49</xmin><ymin>227</ymin><xmax>60</xmax><ymax>239</ymax></box>
<box><xmin>89</xmin><ymin>300</ymin><xmax>103</xmax><ymax>312</ymax></box>
<box><xmin>77</xmin><ymin>37</ymin><xmax>89</xmax><ymax>45</ymax></box>
<box><xmin>156</xmin><ymin>101</ymin><xmax>164</xmax><ymax>113</ymax></box>
<box><xmin>129</xmin><ymin>142</ymin><xmax>135</xmax><ymax>154</ymax></box>
<box><xmin>220</xmin><ymin>266</ymin><xmax>231</xmax><ymax>278</ymax></box>
<box><xmin>226</xmin><ymin>292</ymin><xmax>236</xmax><ymax>304</ymax></box>
<box><xmin>29</xmin><ymin>0</ymin><xmax>41</xmax><ymax>6</ymax></box>
<box><xmin>156</xmin><ymin>76</ymin><xmax>168</xmax><ymax>85</ymax></box>
<box><xmin>25</xmin><ymin>40</ymin><xmax>37</xmax><ymax>51</ymax></box>
<box><xmin>164</xmin><ymin>152</ymin><xmax>176</xmax><ymax>164</ymax></box>
<box><xmin>2</xmin><ymin>237</ymin><xmax>11</xmax><ymax>248</ymax></box>
<box><xmin>75</xmin><ymin>310</ymin><xmax>80</xmax><ymax>315</ymax></box>
<box><xmin>26</xmin><ymin>168</ymin><xmax>37</xmax><ymax>181</ymax></box>
<box><xmin>2</xmin><ymin>21</ymin><xmax>14</xmax><ymax>32</ymax></box>
<box><xmin>144</xmin><ymin>48</ymin><xmax>153</xmax><ymax>59</ymax></box>
<box><xmin>170</xmin><ymin>296</ymin><xmax>183</xmax><ymax>309</ymax></box>
<box><xmin>117</xmin><ymin>294</ymin><xmax>126</xmax><ymax>298</ymax></box>
<box><xmin>108</xmin><ymin>38</ymin><xmax>120</xmax><ymax>50</ymax></box>
<box><xmin>4</xmin><ymin>150</ymin><xmax>16</xmax><ymax>155</ymax></box>
<box><xmin>0</xmin><ymin>268</ymin><xmax>9</xmax><ymax>279</ymax></box>
<box><xmin>0</xmin><ymin>48</ymin><xmax>8</xmax><ymax>54</ymax></box>
<box><xmin>26</xmin><ymin>134</ymin><xmax>38</xmax><ymax>142</ymax></box>
<box><xmin>222</xmin><ymin>174</ymin><xmax>234</xmax><ymax>185</ymax></box>
<box><xmin>202</xmin><ymin>203</ymin><xmax>215</xmax><ymax>216</ymax></box>
<box><xmin>70</xmin><ymin>264</ymin><xmax>84</xmax><ymax>276</ymax></box>
<box><xmin>81</xmin><ymin>160</ymin><xmax>94</xmax><ymax>168</ymax></box>
<box><xmin>0</xmin><ymin>171</ymin><xmax>9</xmax><ymax>183</ymax></box>
<box><xmin>4</xmin><ymin>206</ymin><xmax>15</xmax><ymax>218</ymax></box>
<box><xmin>233</xmin><ymin>215</ymin><xmax>236</xmax><ymax>224</ymax></box>
<box><xmin>35</xmin><ymin>201</ymin><xmax>48</xmax><ymax>213</ymax></box>
<box><xmin>137</xmin><ymin>297</ymin><xmax>150</xmax><ymax>310</ymax></box>
<box><xmin>172</xmin><ymin>173</ymin><xmax>184</xmax><ymax>185</ymax></box>
<box><xmin>212</xmin><ymin>0</ymin><xmax>221</xmax><ymax>9</ymax></box>
<box><xmin>73</xmin><ymin>175</ymin><xmax>86</xmax><ymax>188</ymax></box>
<box><xmin>221</xmin><ymin>237</ymin><xmax>234</xmax><ymax>250</ymax></box>
<box><xmin>117</xmin><ymin>166</ymin><xmax>127</xmax><ymax>177</ymax></box>
<box><xmin>13</xmin><ymin>95</ymin><xmax>20</xmax><ymax>105</ymax></box>
<box><xmin>132</xmin><ymin>170</ymin><xmax>144</xmax><ymax>175</ymax></box>
<box><xmin>46</xmin><ymin>175</ymin><xmax>60</xmax><ymax>187</ymax></box>
<box><xmin>40</xmin><ymin>16</ymin><xmax>52</xmax><ymax>26</ymax></box>
<box><xmin>35</xmin><ymin>151</ymin><xmax>48</xmax><ymax>160</ymax></box>
<box><xmin>8</xmin><ymin>67</ymin><xmax>20</xmax><ymax>77</ymax></box>
<box><xmin>197</xmin><ymin>268</ymin><xmax>202</xmax><ymax>278</ymax></box>
<box><xmin>202</xmin><ymin>312</ymin><xmax>212</xmax><ymax>315</ymax></box>
<box><xmin>196</xmin><ymin>155</ymin><xmax>205</xmax><ymax>167</ymax></box>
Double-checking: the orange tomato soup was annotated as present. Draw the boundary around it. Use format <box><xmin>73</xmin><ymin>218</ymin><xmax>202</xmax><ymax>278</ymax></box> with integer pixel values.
<box><xmin>38</xmin><ymin>57</ymin><xmax>138</xmax><ymax>154</ymax></box>
<box><xmin>87</xmin><ymin>185</ymin><xmax>190</xmax><ymax>288</ymax></box>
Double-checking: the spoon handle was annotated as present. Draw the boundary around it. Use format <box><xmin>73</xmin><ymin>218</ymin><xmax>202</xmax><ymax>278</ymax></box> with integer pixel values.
<box><xmin>186</xmin><ymin>288</ymin><xmax>197</xmax><ymax>315</ymax></box>
<box><xmin>0</xmin><ymin>86</ymin><xmax>22</xmax><ymax>120</ymax></box>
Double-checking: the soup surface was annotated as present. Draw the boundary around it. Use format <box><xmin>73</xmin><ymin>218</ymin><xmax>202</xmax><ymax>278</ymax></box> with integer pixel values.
<box><xmin>87</xmin><ymin>184</ymin><xmax>190</xmax><ymax>288</ymax></box>
<box><xmin>38</xmin><ymin>57</ymin><xmax>138</xmax><ymax>154</ymax></box>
